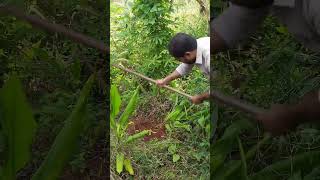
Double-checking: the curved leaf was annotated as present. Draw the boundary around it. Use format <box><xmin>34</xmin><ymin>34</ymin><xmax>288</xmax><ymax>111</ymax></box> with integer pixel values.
<box><xmin>173</xmin><ymin>154</ymin><xmax>180</xmax><ymax>163</ymax></box>
<box><xmin>0</xmin><ymin>75</ymin><xmax>37</xmax><ymax>180</ymax></box>
<box><xmin>212</xmin><ymin>134</ymin><xmax>270</xmax><ymax>179</ymax></box>
<box><xmin>116</xmin><ymin>153</ymin><xmax>124</xmax><ymax>174</ymax></box>
<box><xmin>124</xmin><ymin>158</ymin><xmax>134</xmax><ymax>175</ymax></box>
<box><xmin>237</xmin><ymin>137</ymin><xmax>248</xmax><ymax>180</ymax></box>
<box><xmin>31</xmin><ymin>74</ymin><xmax>95</xmax><ymax>180</ymax></box>
<box><xmin>119</xmin><ymin>87</ymin><xmax>139</xmax><ymax>129</ymax></box>
<box><xmin>211</xmin><ymin>119</ymin><xmax>253</xmax><ymax>172</ymax></box>
<box><xmin>110</xmin><ymin>85</ymin><xmax>121</xmax><ymax>119</ymax></box>
<box><xmin>126</xmin><ymin>130</ymin><xmax>150</xmax><ymax>143</ymax></box>
<box><xmin>251</xmin><ymin>150</ymin><xmax>320</xmax><ymax>180</ymax></box>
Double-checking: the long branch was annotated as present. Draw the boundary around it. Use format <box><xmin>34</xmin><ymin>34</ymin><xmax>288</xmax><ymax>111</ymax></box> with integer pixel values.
<box><xmin>0</xmin><ymin>5</ymin><xmax>109</xmax><ymax>54</ymax></box>
<box><xmin>113</xmin><ymin>64</ymin><xmax>265</xmax><ymax>115</ymax></box>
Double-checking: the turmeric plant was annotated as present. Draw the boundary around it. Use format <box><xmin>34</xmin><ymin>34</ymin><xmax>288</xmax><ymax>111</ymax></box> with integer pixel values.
<box><xmin>110</xmin><ymin>85</ymin><xmax>151</xmax><ymax>176</ymax></box>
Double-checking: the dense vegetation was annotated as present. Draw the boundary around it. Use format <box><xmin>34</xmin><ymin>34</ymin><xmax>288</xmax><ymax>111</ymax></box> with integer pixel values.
<box><xmin>212</xmin><ymin>1</ymin><xmax>320</xmax><ymax>179</ymax></box>
<box><xmin>111</xmin><ymin>0</ymin><xmax>210</xmax><ymax>179</ymax></box>
<box><xmin>0</xmin><ymin>1</ymin><xmax>108</xmax><ymax>179</ymax></box>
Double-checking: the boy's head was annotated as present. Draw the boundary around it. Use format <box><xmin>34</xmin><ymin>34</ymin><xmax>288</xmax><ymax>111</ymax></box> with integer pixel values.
<box><xmin>168</xmin><ymin>33</ymin><xmax>197</xmax><ymax>64</ymax></box>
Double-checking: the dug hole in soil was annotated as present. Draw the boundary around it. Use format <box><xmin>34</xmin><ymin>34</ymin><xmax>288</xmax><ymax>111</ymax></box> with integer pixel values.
<box><xmin>127</xmin><ymin>98</ymin><xmax>170</xmax><ymax>142</ymax></box>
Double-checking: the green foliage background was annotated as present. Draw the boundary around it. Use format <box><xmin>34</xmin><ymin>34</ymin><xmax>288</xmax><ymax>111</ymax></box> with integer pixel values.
<box><xmin>211</xmin><ymin>1</ymin><xmax>320</xmax><ymax>179</ymax></box>
<box><xmin>0</xmin><ymin>0</ymin><xmax>108</xmax><ymax>179</ymax></box>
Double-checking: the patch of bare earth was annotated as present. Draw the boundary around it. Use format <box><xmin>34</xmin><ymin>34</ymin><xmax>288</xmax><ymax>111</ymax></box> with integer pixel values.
<box><xmin>127</xmin><ymin>97</ymin><xmax>171</xmax><ymax>142</ymax></box>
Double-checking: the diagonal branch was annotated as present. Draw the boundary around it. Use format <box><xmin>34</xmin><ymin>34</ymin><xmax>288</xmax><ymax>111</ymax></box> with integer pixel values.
<box><xmin>0</xmin><ymin>5</ymin><xmax>109</xmax><ymax>54</ymax></box>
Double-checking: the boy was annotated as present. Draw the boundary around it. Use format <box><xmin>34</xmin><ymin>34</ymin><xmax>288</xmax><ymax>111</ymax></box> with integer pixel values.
<box><xmin>156</xmin><ymin>33</ymin><xmax>210</xmax><ymax>104</ymax></box>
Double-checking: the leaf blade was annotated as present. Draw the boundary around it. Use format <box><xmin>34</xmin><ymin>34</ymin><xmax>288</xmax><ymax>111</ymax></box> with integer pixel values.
<box><xmin>119</xmin><ymin>87</ymin><xmax>139</xmax><ymax>129</ymax></box>
<box><xmin>31</xmin><ymin>74</ymin><xmax>95</xmax><ymax>180</ymax></box>
<box><xmin>124</xmin><ymin>158</ymin><xmax>134</xmax><ymax>175</ymax></box>
<box><xmin>0</xmin><ymin>75</ymin><xmax>37</xmax><ymax>180</ymax></box>
<box><xmin>116</xmin><ymin>153</ymin><xmax>124</xmax><ymax>174</ymax></box>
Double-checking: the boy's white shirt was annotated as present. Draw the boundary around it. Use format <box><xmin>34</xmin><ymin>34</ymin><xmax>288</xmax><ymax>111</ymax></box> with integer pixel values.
<box><xmin>175</xmin><ymin>37</ymin><xmax>210</xmax><ymax>78</ymax></box>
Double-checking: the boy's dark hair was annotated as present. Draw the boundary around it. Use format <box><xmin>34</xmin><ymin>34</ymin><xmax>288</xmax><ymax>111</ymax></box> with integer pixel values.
<box><xmin>168</xmin><ymin>33</ymin><xmax>197</xmax><ymax>58</ymax></box>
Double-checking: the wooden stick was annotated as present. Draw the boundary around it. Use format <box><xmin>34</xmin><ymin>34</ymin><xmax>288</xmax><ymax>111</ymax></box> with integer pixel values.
<box><xmin>210</xmin><ymin>91</ymin><xmax>265</xmax><ymax>115</ymax></box>
<box><xmin>113</xmin><ymin>64</ymin><xmax>265</xmax><ymax>115</ymax></box>
<box><xmin>0</xmin><ymin>5</ymin><xmax>109</xmax><ymax>54</ymax></box>
<box><xmin>113</xmin><ymin>64</ymin><xmax>192</xmax><ymax>99</ymax></box>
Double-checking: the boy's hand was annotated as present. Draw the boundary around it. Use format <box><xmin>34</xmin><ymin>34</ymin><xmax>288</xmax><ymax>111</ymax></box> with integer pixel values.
<box><xmin>255</xmin><ymin>104</ymin><xmax>299</xmax><ymax>136</ymax></box>
<box><xmin>155</xmin><ymin>79</ymin><xmax>167</xmax><ymax>87</ymax></box>
<box><xmin>256</xmin><ymin>90</ymin><xmax>320</xmax><ymax>136</ymax></box>
<box><xmin>190</xmin><ymin>95</ymin><xmax>204</xmax><ymax>104</ymax></box>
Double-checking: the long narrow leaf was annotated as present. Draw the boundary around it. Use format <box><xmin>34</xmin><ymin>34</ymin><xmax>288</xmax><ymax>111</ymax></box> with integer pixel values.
<box><xmin>110</xmin><ymin>115</ymin><xmax>117</xmax><ymax>131</ymax></box>
<box><xmin>211</xmin><ymin>119</ymin><xmax>253</xmax><ymax>172</ymax></box>
<box><xmin>116</xmin><ymin>153</ymin><xmax>124</xmax><ymax>174</ymax></box>
<box><xmin>119</xmin><ymin>87</ymin><xmax>139</xmax><ymax>129</ymax></box>
<box><xmin>31</xmin><ymin>74</ymin><xmax>95</xmax><ymax>180</ymax></box>
<box><xmin>124</xmin><ymin>159</ymin><xmax>134</xmax><ymax>175</ymax></box>
<box><xmin>110</xmin><ymin>85</ymin><xmax>121</xmax><ymax>119</ymax></box>
<box><xmin>212</xmin><ymin>134</ymin><xmax>270</xmax><ymax>179</ymax></box>
<box><xmin>251</xmin><ymin>150</ymin><xmax>320</xmax><ymax>180</ymax></box>
<box><xmin>0</xmin><ymin>75</ymin><xmax>37</xmax><ymax>180</ymax></box>
<box><xmin>237</xmin><ymin>137</ymin><xmax>248</xmax><ymax>180</ymax></box>
<box><xmin>126</xmin><ymin>130</ymin><xmax>151</xmax><ymax>143</ymax></box>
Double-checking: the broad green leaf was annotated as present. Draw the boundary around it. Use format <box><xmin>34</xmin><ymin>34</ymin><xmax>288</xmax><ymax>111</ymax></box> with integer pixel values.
<box><xmin>211</xmin><ymin>119</ymin><xmax>253</xmax><ymax>171</ymax></box>
<box><xmin>237</xmin><ymin>137</ymin><xmax>248</xmax><ymax>180</ymax></box>
<box><xmin>119</xmin><ymin>87</ymin><xmax>139</xmax><ymax>129</ymax></box>
<box><xmin>110</xmin><ymin>85</ymin><xmax>121</xmax><ymax>119</ymax></box>
<box><xmin>126</xmin><ymin>130</ymin><xmax>150</xmax><ymax>143</ymax></box>
<box><xmin>165</xmin><ymin>108</ymin><xmax>182</xmax><ymax>121</ymax></box>
<box><xmin>31</xmin><ymin>74</ymin><xmax>95</xmax><ymax>180</ymax></box>
<box><xmin>173</xmin><ymin>154</ymin><xmax>180</xmax><ymax>163</ymax></box>
<box><xmin>168</xmin><ymin>144</ymin><xmax>177</xmax><ymax>154</ymax></box>
<box><xmin>251</xmin><ymin>150</ymin><xmax>320</xmax><ymax>180</ymax></box>
<box><xmin>173</xmin><ymin>121</ymin><xmax>191</xmax><ymax>132</ymax></box>
<box><xmin>212</xmin><ymin>134</ymin><xmax>270</xmax><ymax>180</ymax></box>
<box><xmin>116</xmin><ymin>153</ymin><xmax>124</xmax><ymax>174</ymax></box>
<box><xmin>124</xmin><ymin>159</ymin><xmax>134</xmax><ymax>175</ymax></box>
<box><xmin>110</xmin><ymin>115</ymin><xmax>117</xmax><ymax>131</ymax></box>
<box><xmin>197</xmin><ymin>116</ymin><xmax>205</xmax><ymax>128</ymax></box>
<box><xmin>0</xmin><ymin>75</ymin><xmax>37</xmax><ymax>180</ymax></box>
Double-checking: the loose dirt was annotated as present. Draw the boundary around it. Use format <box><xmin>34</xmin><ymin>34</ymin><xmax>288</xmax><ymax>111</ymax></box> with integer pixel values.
<box><xmin>127</xmin><ymin>97</ymin><xmax>171</xmax><ymax>142</ymax></box>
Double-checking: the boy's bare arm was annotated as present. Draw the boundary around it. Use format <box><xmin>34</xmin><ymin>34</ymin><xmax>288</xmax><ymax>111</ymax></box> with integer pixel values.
<box><xmin>156</xmin><ymin>70</ymin><xmax>181</xmax><ymax>87</ymax></box>
<box><xmin>190</xmin><ymin>92</ymin><xmax>210</xmax><ymax>104</ymax></box>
